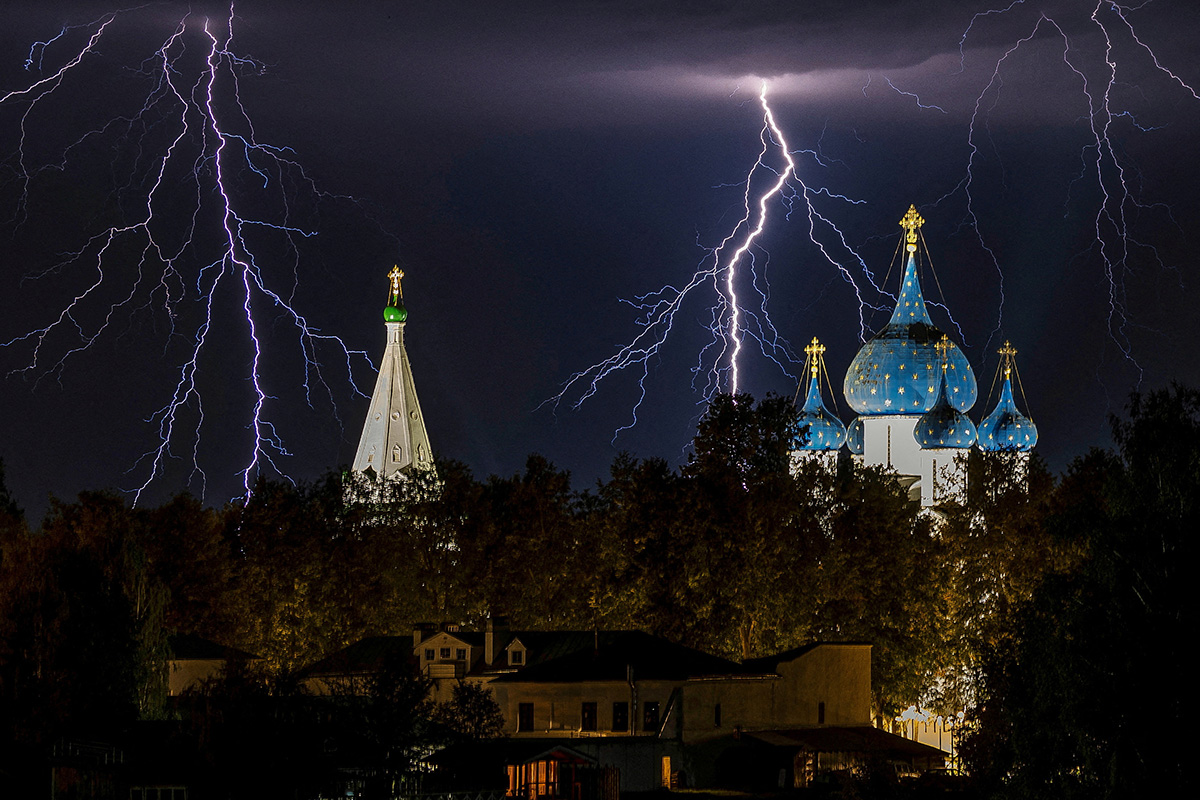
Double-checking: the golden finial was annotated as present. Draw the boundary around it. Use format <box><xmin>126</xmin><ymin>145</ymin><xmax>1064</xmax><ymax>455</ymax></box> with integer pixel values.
<box><xmin>935</xmin><ymin>333</ymin><xmax>952</xmax><ymax>372</ymax></box>
<box><xmin>899</xmin><ymin>204</ymin><xmax>924</xmax><ymax>254</ymax></box>
<box><xmin>388</xmin><ymin>265</ymin><xmax>404</xmax><ymax>306</ymax></box>
<box><xmin>998</xmin><ymin>340</ymin><xmax>1018</xmax><ymax>380</ymax></box>
<box><xmin>805</xmin><ymin>337</ymin><xmax>826</xmax><ymax>379</ymax></box>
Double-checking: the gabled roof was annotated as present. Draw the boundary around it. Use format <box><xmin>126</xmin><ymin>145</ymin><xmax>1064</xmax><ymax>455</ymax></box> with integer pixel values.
<box><xmin>742</xmin><ymin>641</ymin><xmax>871</xmax><ymax>672</ymax></box>
<box><xmin>168</xmin><ymin>633</ymin><xmax>257</xmax><ymax>662</ymax></box>
<box><xmin>746</xmin><ymin>726</ymin><xmax>947</xmax><ymax>760</ymax></box>
<box><xmin>489</xmin><ymin>630</ymin><xmax>763</xmax><ymax>683</ymax></box>
<box><xmin>300</xmin><ymin>636</ymin><xmax>417</xmax><ymax>677</ymax></box>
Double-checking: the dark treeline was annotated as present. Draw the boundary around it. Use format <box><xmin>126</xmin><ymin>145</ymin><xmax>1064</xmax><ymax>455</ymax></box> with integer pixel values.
<box><xmin>0</xmin><ymin>388</ymin><xmax>1193</xmax><ymax>797</ymax></box>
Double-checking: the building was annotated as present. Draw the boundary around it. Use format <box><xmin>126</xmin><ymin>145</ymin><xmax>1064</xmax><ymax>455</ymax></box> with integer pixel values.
<box><xmin>352</xmin><ymin>266</ymin><xmax>434</xmax><ymax>480</ymax></box>
<box><xmin>165</xmin><ymin>633</ymin><xmax>257</xmax><ymax>696</ymax></box>
<box><xmin>795</xmin><ymin>205</ymin><xmax>1037</xmax><ymax>506</ymax></box>
<box><xmin>303</xmin><ymin>621</ymin><xmax>944</xmax><ymax>791</ymax></box>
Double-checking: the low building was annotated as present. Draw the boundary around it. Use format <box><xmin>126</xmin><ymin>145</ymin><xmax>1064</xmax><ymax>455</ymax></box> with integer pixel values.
<box><xmin>303</xmin><ymin>621</ymin><xmax>942</xmax><ymax>791</ymax></box>
<box><xmin>166</xmin><ymin>633</ymin><xmax>257</xmax><ymax>696</ymax></box>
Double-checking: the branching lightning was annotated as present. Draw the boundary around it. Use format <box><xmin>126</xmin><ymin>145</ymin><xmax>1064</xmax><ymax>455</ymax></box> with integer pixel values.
<box><xmin>547</xmin><ymin>82</ymin><xmax>884</xmax><ymax>436</ymax></box>
<box><xmin>556</xmin><ymin>1</ymin><xmax>1196</xmax><ymax>441</ymax></box>
<box><xmin>1</xmin><ymin>5</ymin><xmax>378</xmax><ymax>502</ymax></box>
<box><xmin>939</xmin><ymin>0</ymin><xmax>1198</xmax><ymax>370</ymax></box>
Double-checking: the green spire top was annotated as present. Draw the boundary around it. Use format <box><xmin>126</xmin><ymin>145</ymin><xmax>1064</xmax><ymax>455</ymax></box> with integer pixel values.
<box><xmin>384</xmin><ymin>265</ymin><xmax>407</xmax><ymax>323</ymax></box>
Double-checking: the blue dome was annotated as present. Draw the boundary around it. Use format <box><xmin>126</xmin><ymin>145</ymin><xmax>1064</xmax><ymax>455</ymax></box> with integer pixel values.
<box><xmin>915</xmin><ymin>368</ymin><xmax>978</xmax><ymax>448</ymax></box>
<box><xmin>795</xmin><ymin>376</ymin><xmax>847</xmax><ymax>451</ymax></box>
<box><xmin>846</xmin><ymin>417</ymin><xmax>864</xmax><ymax>455</ymax></box>
<box><xmin>978</xmin><ymin>377</ymin><xmax>1038</xmax><ymax>451</ymax></box>
<box><xmin>844</xmin><ymin>254</ymin><xmax>977</xmax><ymax>415</ymax></box>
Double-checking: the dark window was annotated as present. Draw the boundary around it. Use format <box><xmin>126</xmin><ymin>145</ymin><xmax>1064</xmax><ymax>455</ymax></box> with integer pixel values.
<box><xmin>643</xmin><ymin>701</ymin><xmax>660</xmax><ymax>731</ymax></box>
<box><xmin>511</xmin><ymin>649</ymin><xmax>524</xmax><ymax>665</ymax></box>
<box><xmin>714</xmin><ymin>703</ymin><xmax>722</xmax><ymax>727</ymax></box>
<box><xmin>424</xmin><ymin>648</ymin><xmax>434</xmax><ymax>661</ymax></box>
<box><xmin>456</xmin><ymin>648</ymin><xmax>467</xmax><ymax>661</ymax></box>
<box><xmin>818</xmin><ymin>701</ymin><xmax>826</xmax><ymax>725</ymax></box>
<box><xmin>612</xmin><ymin>702</ymin><xmax>629</xmax><ymax>732</ymax></box>
<box><xmin>581</xmin><ymin>702</ymin><xmax>597</xmax><ymax>732</ymax></box>
<box><xmin>518</xmin><ymin>703</ymin><xmax>534</xmax><ymax>732</ymax></box>
<box><xmin>440</xmin><ymin>647</ymin><xmax>451</xmax><ymax>658</ymax></box>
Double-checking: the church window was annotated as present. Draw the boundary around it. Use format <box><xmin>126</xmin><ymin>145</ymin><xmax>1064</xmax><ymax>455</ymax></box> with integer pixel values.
<box><xmin>391</xmin><ymin>411</ymin><xmax>400</xmax><ymax>420</ymax></box>
<box><xmin>392</xmin><ymin>444</ymin><xmax>402</xmax><ymax>463</ymax></box>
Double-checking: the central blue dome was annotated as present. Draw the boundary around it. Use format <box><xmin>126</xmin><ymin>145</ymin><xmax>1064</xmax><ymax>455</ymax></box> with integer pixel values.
<box><xmin>844</xmin><ymin>254</ymin><xmax>977</xmax><ymax>415</ymax></box>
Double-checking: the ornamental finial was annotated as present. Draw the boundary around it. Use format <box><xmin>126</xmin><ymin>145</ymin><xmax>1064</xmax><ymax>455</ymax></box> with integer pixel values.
<box><xmin>998</xmin><ymin>340</ymin><xmax>1018</xmax><ymax>380</ymax></box>
<box><xmin>804</xmin><ymin>336</ymin><xmax>826</xmax><ymax>379</ymax></box>
<box><xmin>899</xmin><ymin>204</ymin><xmax>924</xmax><ymax>254</ymax></box>
<box><xmin>388</xmin><ymin>265</ymin><xmax>404</xmax><ymax>306</ymax></box>
<box><xmin>935</xmin><ymin>333</ymin><xmax>952</xmax><ymax>372</ymax></box>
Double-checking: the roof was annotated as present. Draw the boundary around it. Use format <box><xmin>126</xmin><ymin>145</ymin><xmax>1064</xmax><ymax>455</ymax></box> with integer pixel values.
<box><xmin>844</xmin><ymin>254</ymin><xmax>977</xmax><ymax>416</ymax></box>
<box><xmin>489</xmin><ymin>630</ymin><xmax>763</xmax><ymax>683</ymax></box>
<box><xmin>746</xmin><ymin>726</ymin><xmax>947</xmax><ymax>761</ymax></box>
<box><xmin>796</xmin><ymin>375</ymin><xmax>848</xmax><ymax>451</ymax></box>
<box><xmin>979</xmin><ymin>376</ymin><xmax>1037</xmax><ymax>451</ymax></box>
<box><xmin>300</xmin><ymin>636</ymin><xmax>417</xmax><ymax>677</ymax></box>
<box><xmin>430</xmin><ymin>739</ymin><xmax>598</xmax><ymax>768</ymax></box>
<box><xmin>167</xmin><ymin>633</ymin><xmax>257</xmax><ymax>661</ymax></box>
<box><xmin>742</xmin><ymin>641</ymin><xmax>871</xmax><ymax>672</ymax></box>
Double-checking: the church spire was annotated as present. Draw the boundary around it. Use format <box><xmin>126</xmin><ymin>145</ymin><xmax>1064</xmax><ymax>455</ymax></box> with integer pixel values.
<box><xmin>352</xmin><ymin>266</ymin><xmax>434</xmax><ymax>479</ymax></box>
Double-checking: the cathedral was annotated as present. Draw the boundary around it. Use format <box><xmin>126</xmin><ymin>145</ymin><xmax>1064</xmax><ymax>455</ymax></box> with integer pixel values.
<box><xmin>348</xmin><ymin>207</ymin><xmax>1036</xmax><ymax>508</ymax></box>
<box><xmin>792</xmin><ymin>205</ymin><xmax>1037</xmax><ymax>506</ymax></box>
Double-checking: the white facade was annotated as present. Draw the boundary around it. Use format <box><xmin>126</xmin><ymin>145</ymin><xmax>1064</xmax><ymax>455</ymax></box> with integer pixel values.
<box><xmin>352</xmin><ymin>318</ymin><xmax>434</xmax><ymax>479</ymax></box>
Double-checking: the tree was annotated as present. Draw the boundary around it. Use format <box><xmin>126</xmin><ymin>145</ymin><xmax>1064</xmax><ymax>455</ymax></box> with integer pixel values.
<box><xmin>433</xmin><ymin>680</ymin><xmax>506</xmax><ymax>742</ymax></box>
<box><xmin>961</xmin><ymin>385</ymin><xmax>1195</xmax><ymax>797</ymax></box>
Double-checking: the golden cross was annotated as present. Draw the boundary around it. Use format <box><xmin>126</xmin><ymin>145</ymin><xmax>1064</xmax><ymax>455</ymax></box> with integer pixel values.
<box><xmin>805</xmin><ymin>336</ymin><xmax>825</xmax><ymax>379</ymax></box>
<box><xmin>388</xmin><ymin>265</ymin><xmax>404</xmax><ymax>305</ymax></box>
<box><xmin>998</xmin><ymin>340</ymin><xmax>1018</xmax><ymax>380</ymax></box>
<box><xmin>935</xmin><ymin>334</ymin><xmax>951</xmax><ymax>371</ymax></box>
<box><xmin>899</xmin><ymin>204</ymin><xmax>924</xmax><ymax>253</ymax></box>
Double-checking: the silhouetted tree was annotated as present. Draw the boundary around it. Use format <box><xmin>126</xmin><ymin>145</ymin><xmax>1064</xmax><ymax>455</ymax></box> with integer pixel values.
<box><xmin>961</xmin><ymin>385</ymin><xmax>1195</xmax><ymax>798</ymax></box>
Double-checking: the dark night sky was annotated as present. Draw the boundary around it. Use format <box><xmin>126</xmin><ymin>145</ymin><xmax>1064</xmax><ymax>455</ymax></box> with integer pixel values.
<box><xmin>2</xmin><ymin>1</ymin><xmax>1199</xmax><ymax>518</ymax></box>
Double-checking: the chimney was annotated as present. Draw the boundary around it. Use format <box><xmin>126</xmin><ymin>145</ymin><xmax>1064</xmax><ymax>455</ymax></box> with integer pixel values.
<box><xmin>413</xmin><ymin>621</ymin><xmax>436</xmax><ymax>648</ymax></box>
<box><xmin>485</xmin><ymin>615</ymin><xmax>509</xmax><ymax>666</ymax></box>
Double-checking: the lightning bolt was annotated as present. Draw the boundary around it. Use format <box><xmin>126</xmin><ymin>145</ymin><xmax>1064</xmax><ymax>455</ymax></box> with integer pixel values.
<box><xmin>547</xmin><ymin>81</ymin><xmax>887</xmax><ymax>437</ymax></box>
<box><xmin>938</xmin><ymin>0</ymin><xmax>1198</xmax><ymax>371</ymax></box>
<box><xmin>1</xmin><ymin>4</ymin><xmax>381</xmax><ymax>502</ymax></box>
